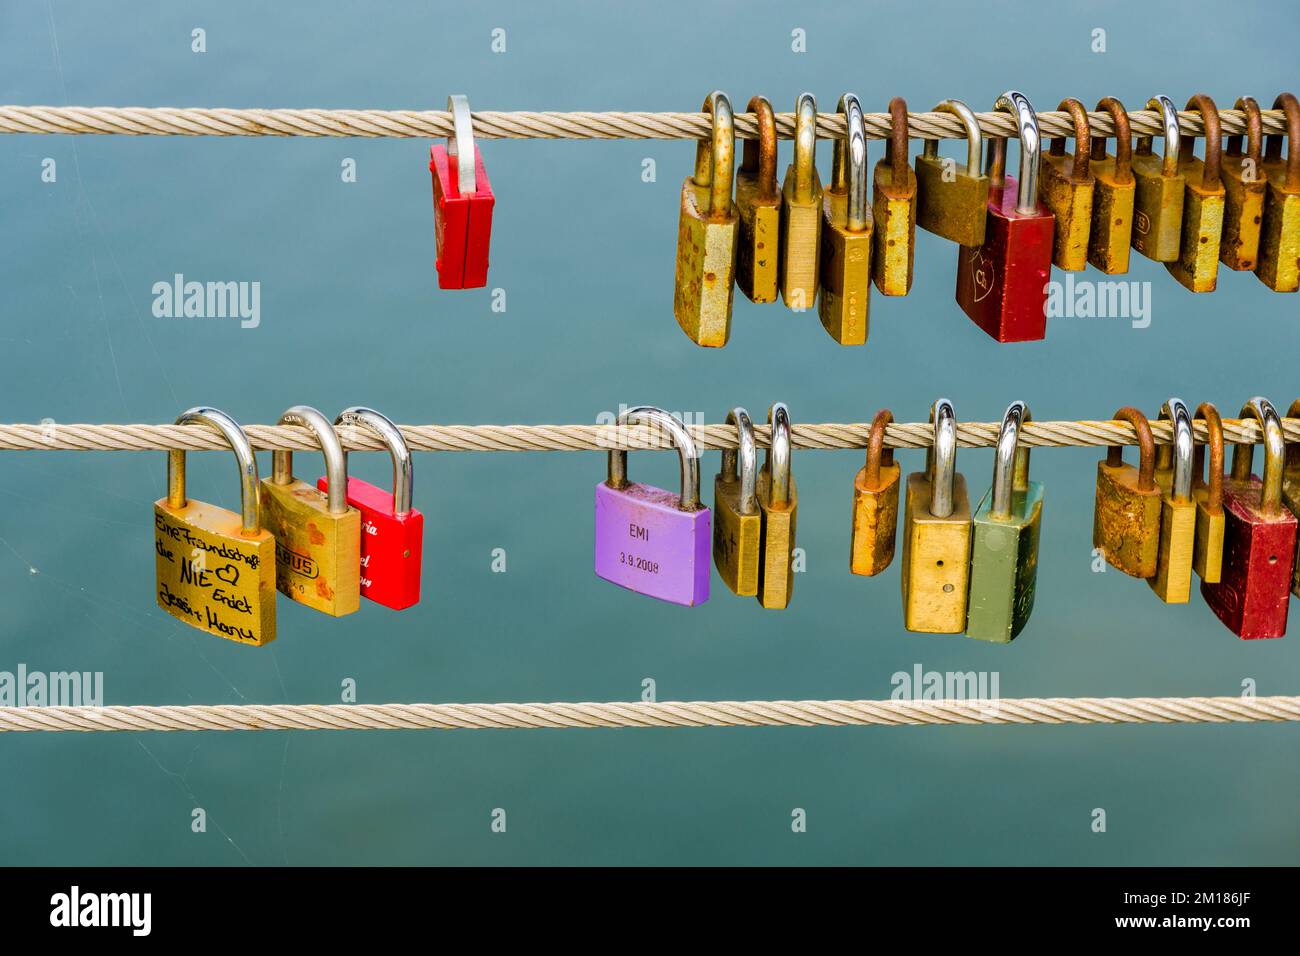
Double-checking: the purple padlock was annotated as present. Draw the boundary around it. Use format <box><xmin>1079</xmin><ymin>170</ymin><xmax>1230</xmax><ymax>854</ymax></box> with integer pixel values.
<box><xmin>595</xmin><ymin>406</ymin><xmax>711</xmax><ymax>606</ymax></box>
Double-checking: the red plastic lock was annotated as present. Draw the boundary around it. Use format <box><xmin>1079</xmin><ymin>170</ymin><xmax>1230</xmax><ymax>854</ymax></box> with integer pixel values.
<box><xmin>431</xmin><ymin>95</ymin><xmax>494</xmax><ymax>289</ymax></box>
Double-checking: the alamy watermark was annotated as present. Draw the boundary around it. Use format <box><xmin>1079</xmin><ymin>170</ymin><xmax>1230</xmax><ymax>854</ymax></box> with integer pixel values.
<box><xmin>152</xmin><ymin>273</ymin><xmax>260</xmax><ymax>328</ymax></box>
<box><xmin>0</xmin><ymin>664</ymin><xmax>103</xmax><ymax>707</ymax></box>
<box><xmin>891</xmin><ymin>663</ymin><xmax>1000</xmax><ymax>716</ymax></box>
<box><xmin>1045</xmin><ymin>274</ymin><xmax>1151</xmax><ymax>328</ymax></box>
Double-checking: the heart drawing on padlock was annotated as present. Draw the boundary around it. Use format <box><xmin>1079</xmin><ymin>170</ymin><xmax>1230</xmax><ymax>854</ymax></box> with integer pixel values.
<box><xmin>970</xmin><ymin>250</ymin><xmax>995</xmax><ymax>303</ymax></box>
<box><xmin>214</xmin><ymin>563</ymin><xmax>240</xmax><ymax>586</ymax></box>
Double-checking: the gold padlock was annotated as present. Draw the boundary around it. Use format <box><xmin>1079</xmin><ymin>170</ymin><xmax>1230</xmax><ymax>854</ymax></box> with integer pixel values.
<box><xmin>872</xmin><ymin>97</ymin><xmax>917</xmax><ymax>295</ymax></box>
<box><xmin>1166</xmin><ymin>94</ymin><xmax>1226</xmax><ymax>293</ymax></box>
<box><xmin>259</xmin><ymin>406</ymin><xmax>361</xmax><ymax>617</ymax></box>
<box><xmin>1087</xmin><ymin>97</ymin><xmax>1136</xmax><ymax>275</ymax></box>
<box><xmin>780</xmin><ymin>93</ymin><xmax>823</xmax><ymax>311</ymax></box>
<box><xmin>850</xmin><ymin>410</ymin><xmax>900</xmax><ymax>577</ymax></box>
<box><xmin>673</xmin><ymin>90</ymin><xmax>739</xmax><ymax>347</ymax></box>
<box><xmin>1038</xmin><ymin>97</ymin><xmax>1095</xmax><ymax>271</ymax></box>
<box><xmin>735</xmin><ymin>96</ymin><xmax>781</xmax><ymax>304</ymax></box>
<box><xmin>756</xmin><ymin>403</ymin><xmax>797</xmax><ymax>610</ymax></box>
<box><xmin>901</xmin><ymin>399</ymin><xmax>972</xmax><ymax>634</ymax></box>
<box><xmin>1219</xmin><ymin>96</ymin><xmax>1267</xmax><ymax>271</ymax></box>
<box><xmin>914</xmin><ymin>99</ymin><xmax>988</xmax><ymax>247</ymax></box>
<box><xmin>1191</xmin><ymin>402</ymin><xmax>1226</xmax><ymax>583</ymax></box>
<box><xmin>1093</xmin><ymin>407</ymin><xmax>1162</xmax><ymax>578</ymax></box>
<box><xmin>1148</xmin><ymin>399</ymin><xmax>1196</xmax><ymax>604</ymax></box>
<box><xmin>1131</xmin><ymin>94</ymin><xmax>1185</xmax><ymax>263</ymax></box>
<box><xmin>1256</xmin><ymin>92</ymin><xmax>1300</xmax><ymax>293</ymax></box>
<box><xmin>154</xmin><ymin>407</ymin><xmax>276</xmax><ymax>646</ymax></box>
<box><xmin>713</xmin><ymin>407</ymin><xmax>761</xmax><ymax>596</ymax></box>
<box><xmin>818</xmin><ymin>92</ymin><xmax>873</xmax><ymax>345</ymax></box>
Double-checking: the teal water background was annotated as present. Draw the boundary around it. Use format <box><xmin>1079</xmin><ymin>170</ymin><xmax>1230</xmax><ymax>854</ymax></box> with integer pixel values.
<box><xmin>1</xmin><ymin>0</ymin><xmax>1297</xmax><ymax>865</ymax></box>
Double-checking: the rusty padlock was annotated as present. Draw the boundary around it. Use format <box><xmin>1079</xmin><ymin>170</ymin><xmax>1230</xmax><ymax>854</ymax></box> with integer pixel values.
<box><xmin>1038</xmin><ymin>98</ymin><xmax>1095</xmax><ymax>271</ymax></box>
<box><xmin>1219</xmin><ymin>96</ymin><xmax>1267</xmax><ymax>271</ymax></box>
<box><xmin>1087</xmin><ymin>97</ymin><xmax>1136</xmax><ymax>274</ymax></box>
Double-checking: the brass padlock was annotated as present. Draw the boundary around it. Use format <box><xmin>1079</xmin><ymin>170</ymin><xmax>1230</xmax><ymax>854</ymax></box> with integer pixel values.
<box><xmin>1166</xmin><ymin>94</ymin><xmax>1226</xmax><ymax>293</ymax></box>
<box><xmin>780</xmin><ymin>93</ymin><xmax>823</xmax><ymax>311</ymax></box>
<box><xmin>818</xmin><ymin>93</ymin><xmax>873</xmax><ymax>345</ymax></box>
<box><xmin>1285</xmin><ymin>399</ymin><xmax>1300</xmax><ymax>596</ymax></box>
<box><xmin>259</xmin><ymin>405</ymin><xmax>361</xmax><ymax>617</ymax></box>
<box><xmin>1131</xmin><ymin>94</ymin><xmax>1185</xmax><ymax>262</ymax></box>
<box><xmin>1192</xmin><ymin>402</ymin><xmax>1226</xmax><ymax>583</ymax></box>
<box><xmin>850</xmin><ymin>409</ymin><xmax>900</xmax><ymax>576</ymax></box>
<box><xmin>154</xmin><ymin>407</ymin><xmax>276</xmax><ymax>646</ymax></box>
<box><xmin>1038</xmin><ymin>98</ymin><xmax>1095</xmax><ymax>271</ymax></box>
<box><xmin>713</xmin><ymin>407</ymin><xmax>761</xmax><ymax>596</ymax></box>
<box><xmin>901</xmin><ymin>399</ymin><xmax>972</xmax><ymax>634</ymax></box>
<box><xmin>872</xmin><ymin>97</ymin><xmax>918</xmax><ymax>295</ymax></box>
<box><xmin>1219</xmin><ymin>96</ymin><xmax>1267</xmax><ymax>271</ymax></box>
<box><xmin>673</xmin><ymin>90</ymin><xmax>739</xmax><ymax>347</ymax></box>
<box><xmin>966</xmin><ymin>401</ymin><xmax>1044</xmax><ymax>644</ymax></box>
<box><xmin>1093</xmin><ymin>407</ymin><xmax>1162</xmax><ymax>578</ymax></box>
<box><xmin>1086</xmin><ymin>97</ymin><xmax>1136</xmax><ymax>274</ymax></box>
<box><xmin>735</xmin><ymin>96</ymin><xmax>781</xmax><ymax>304</ymax></box>
<box><xmin>915</xmin><ymin>99</ymin><xmax>988</xmax><ymax>247</ymax></box>
<box><xmin>1148</xmin><ymin>399</ymin><xmax>1196</xmax><ymax>604</ymax></box>
<box><xmin>1256</xmin><ymin>92</ymin><xmax>1300</xmax><ymax>292</ymax></box>
<box><xmin>756</xmin><ymin>403</ymin><xmax>797</xmax><ymax>609</ymax></box>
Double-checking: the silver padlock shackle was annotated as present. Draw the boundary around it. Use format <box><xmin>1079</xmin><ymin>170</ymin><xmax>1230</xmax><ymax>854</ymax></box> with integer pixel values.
<box><xmin>334</xmin><ymin>407</ymin><xmax>413</xmax><ymax>517</ymax></box>
<box><xmin>1231</xmin><ymin>397</ymin><xmax>1286</xmax><ymax>516</ymax></box>
<box><xmin>765</xmin><ymin>402</ymin><xmax>793</xmax><ymax>507</ymax></box>
<box><xmin>832</xmin><ymin>94</ymin><xmax>869</xmax><ymax>232</ymax></box>
<box><xmin>988</xmin><ymin>90</ymin><xmax>1041</xmax><ymax>216</ymax></box>
<box><xmin>1157</xmin><ymin>398</ymin><xmax>1194</xmax><ymax>503</ymax></box>
<box><xmin>926</xmin><ymin>398</ymin><xmax>958</xmax><ymax>518</ymax></box>
<box><xmin>448</xmin><ymin>94</ymin><xmax>477</xmax><ymax>196</ymax></box>
<box><xmin>271</xmin><ymin>405</ymin><xmax>349</xmax><ymax>515</ymax></box>
<box><xmin>720</xmin><ymin>407</ymin><xmax>757</xmax><ymax>515</ymax></box>
<box><xmin>168</xmin><ymin>406</ymin><xmax>260</xmax><ymax>534</ymax></box>
<box><xmin>990</xmin><ymin>401</ymin><xmax>1031</xmax><ymax>518</ymax></box>
<box><xmin>1142</xmin><ymin>95</ymin><xmax>1181</xmax><ymax>176</ymax></box>
<box><xmin>792</xmin><ymin>92</ymin><xmax>818</xmax><ymax>200</ymax></box>
<box><xmin>922</xmin><ymin>99</ymin><xmax>982</xmax><ymax>177</ymax></box>
<box><xmin>608</xmin><ymin>406</ymin><xmax>701</xmax><ymax>512</ymax></box>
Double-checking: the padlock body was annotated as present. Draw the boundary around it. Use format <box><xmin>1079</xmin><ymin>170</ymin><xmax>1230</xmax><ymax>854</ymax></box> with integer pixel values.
<box><xmin>966</xmin><ymin>481</ymin><xmax>1043</xmax><ymax>644</ymax></box>
<box><xmin>1086</xmin><ymin>158</ymin><xmax>1135</xmax><ymax>274</ymax></box>
<box><xmin>850</xmin><ymin>462</ymin><xmax>901</xmax><ymax>577</ymax></box>
<box><xmin>734</xmin><ymin>169</ymin><xmax>782</xmax><ymax>304</ymax></box>
<box><xmin>779</xmin><ymin>166</ymin><xmax>823</xmax><ymax>310</ymax></box>
<box><xmin>871</xmin><ymin>160</ymin><xmax>917</xmax><ymax>295</ymax></box>
<box><xmin>259</xmin><ymin>478</ymin><xmax>361</xmax><ymax>617</ymax></box>
<box><xmin>1200</xmin><ymin>478</ymin><xmax>1298</xmax><ymax>639</ymax></box>
<box><xmin>673</xmin><ymin>179</ymin><xmax>738</xmax><ymax>347</ymax></box>
<box><xmin>594</xmin><ymin>481</ymin><xmax>710</xmax><ymax>606</ymax></box>
<box><xmin>1130</xmin><ymin>153</ymin><xmax>1184</xmax><ymax>262</ymax></box>
<box><xmin>901</xmin><ymin>472</ymin><xmax>972</xmax><ymax>633</ymax></box>
<box><xmin>318</xmin><ymin>475</ymin><xmax>424</xmax><ymax>610</ymax></box>
<box><xmin>430</xmin><ymin>145</ymin><xmax>495</xmax><ymax>289</ymax></box>
<box><xmin>1093</xmin><ymin>460</ymin><xmax>1162</xmax><ymax>577</ymax></box>
<box><xmin>914</xmin><ymin>154</ymin><xmax>988</xmax><ymax>247</ymax></box>
<box><xmin>1192</xmin><ymin>486</ymin><xmax>1225</xmax><ymax>584</ymax></box>
<box><xmin>154</xmin><ymin>499</ymin><xmax>276</xmax><ymax>646</ymax></box>
<box><xmin>817</xmin><ymin>189</ymin><xmax>872</xmax><ymax>345</ymax></box>
<box><xmin>1285</xmin><ymin>471</ymin><xmax>1300</xmax><ymax>597</ymax></box>
<box><xmin>1038</xmin><ymin>153</ymin><xmax>1095</xmax><ymax>271</ymax></box>
<box><xmin>756</xmin><ymin>471</ymin><xmax>797</xmax><ymax>610</ymax></box>
<box><xmin>713</xmin><ymin>474</ymin><xmax>761</xmax><ymax>597</ymax></box>
<box><xmin>955</xmin><ymin>177</ymin><xmax>1054</xmax><ymax>343</ymax></box>
<box><xmin>1147</xmin><ymin>495</ymin><xmax>1197</xmax><ymax>603</ymax></box>
<box><xmin>1165</xmin><ymin>158</ymin><xmax>1225</xmax><ymax>293</ymax></box>
<box><xmin>1255</xmin><ymin>171</ymin><xmax>1300</xmax><ymax>292</ymax></box>
<box><xmin>1219</xmin><ymin>156</ymin><xmax>1267</xmax><ymax>271</ymax></box>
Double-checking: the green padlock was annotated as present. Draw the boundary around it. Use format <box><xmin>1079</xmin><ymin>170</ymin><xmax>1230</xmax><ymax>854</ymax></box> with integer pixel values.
<box><xmin>966</xmin><ymin>401</ymin><xmax>1044</xmax><ymax>644</ymax></box>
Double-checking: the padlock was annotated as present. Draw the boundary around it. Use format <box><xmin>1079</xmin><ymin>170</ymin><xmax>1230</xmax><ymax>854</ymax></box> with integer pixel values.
<box><xmin>1148</xmin><ymin>399</ymin><xmax>1196</xmax><ymax>604</ymax></box>
<box><xmin>154</xmin><ymin>407</ymin><xmax>276</xmax><ymax>646</ymax></box>
<box><xmin>594</xmin><ymin>406</ymin><xmax>710</xmax><ymax>606</ymax></box>
<box><xmin>318</xmin><ymin>408</ymin><xmax>423</xmax><ymax>610</ymax></box>
<box><xmin>780</xmin><ymin>92</ymin><xmax>823</xmax><ymax>310</ymax></box>
<box><xmin>850</xmin><ymin>409</ymin><xmax>901</xmax><ymax>577</ymax></box>
<box><xmin>1086</xmin><ymin>97</ymin><xmax>1136</xmax><ymax>275</ymax></box>
<box><xmin>955</xmin><ymin>91</ymin><xmax>1055</xmax><ymax>343</ymax></box>
<box><xmin>915</xmin><ymin>99</ymin><xmax>988</xmax><ymax>247</ymax></box>
<box><xmin>1256</xmin><ymin>92</ymin><xmax>1300</xmax><ymax>292</ymax></box>
<box><xmin>259</xmin><ymin>406</ymin><xmax>361</xmax><ymax>617</ymax></box>
<box><xmin>901</xmin><ymin>399</ymin><xmax>972</xmax><ymax>633</ymax></box>
<box><xmin>430</xmin><ymin>95</ymin><xmax>494</xmax><ymax>289</ymax></box>
<box><xmin>1219</xmin><ymin>97</ymin><xmax>1267</xmax><ymax>271</ymax></box>
<box><xmin>1284</xmin><ymin>398</ymin><xmax>1300</xmax><ymax>596</ymax></box>
<box><xmin>1130</xmin><ymin>94</ymin><xmax>1185</xmax><ymax>263</ymax></box>
<box><xmin>735</xmin><ymin>96</ymin><xmax>782</xmax><ymax>304</ymax></box>
<box><xmin>713</xmin><ymin>407</ymin><xmax>761</xmax><ymax>596</ymax></box>
<box><xmin>818</xmin><ymin>93</ymin><xmax>873</xmax><ymax>345</ymax></box>
<box><xmin>1166</xmin><ymin>94</ymin><xmax>1226</xmax><ymax>293</ymax></box>
<box><xmin>756</xmin><ymin>403</ymin><xmax>797</xmax><ymax>610</ymax></box>
<box><xmin>1191</xmin><ymin>402</ymin><xmax>1226</xmax><ymax>583</ymax></box>
<box><xmin>967</xmin><ymin>401</ymin><xmax>1043</xmax><ymax>643</ymax></box>
<box><xmin>872</xmin><ymin>97</ymin><xmax>918</xmax><ymax>295</ymax></box>
<box><xmin>1038</xmin><ymin>98</ymin><xmax>1095</xmax><ymax>271</ymax></box>
<box><xmin>1201</xmin><ymin>398</ymin><xmax>1298</xmax><ymax>639</ymax></box>
<box><xmin>673</xmin><ymin>91</ymin><xmax>739</xmax><ymax>347</ymax></box>
<box><xmin>1093</xmin><ymin>407</ymin><xmax>1162</xmax><ymax>578</ymax></box>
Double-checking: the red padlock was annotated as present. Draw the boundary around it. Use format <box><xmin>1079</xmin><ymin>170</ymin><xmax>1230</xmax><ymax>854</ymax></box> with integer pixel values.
<box><xmin>1201</xmin><ymin>398</ymin><xmax>1298</xmax><ymax>639</ymax></box>
<box><xmin>319</xmin><ymin>407</ymin><xmax>423</xmax><ymax>610</ymax></box>
<box><xmin>955</xmin><ymin>91</ymin><xmax>1055</xmax><ymax>342</ymax></box>
<box><xmin>431</xmin><ymin>94</ymin><xmax>494</xmax><ymax>289</ymax></box>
